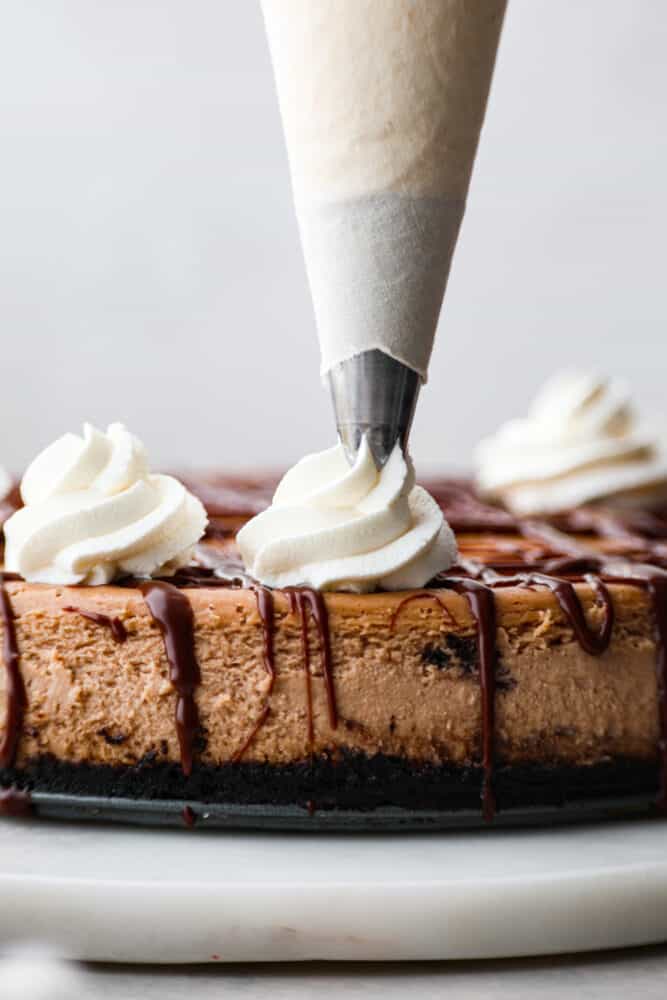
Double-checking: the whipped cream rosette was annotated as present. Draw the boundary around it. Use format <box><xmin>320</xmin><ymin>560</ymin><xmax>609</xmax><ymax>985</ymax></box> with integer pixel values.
<box><xmin>475</xmin><ymin>372</ymin><xmax>667</xmax><ymax>515</ymax></box>
<box><xmin>4</xmin><ymin>423</ymin><xmax>207</xmax><ymax>585</ymax></box>
<box><xmin>238</xmin><ymin>437</ymin><xmax>457</xmax><ymax>592</ymax></box>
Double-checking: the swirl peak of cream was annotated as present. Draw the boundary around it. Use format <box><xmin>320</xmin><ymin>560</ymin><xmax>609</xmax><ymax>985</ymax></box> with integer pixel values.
<box><xmin>475</xmin><ymin>372</ymin><xmax>667</xmax><ymax>515</ymax></box>
<box><xmin>4</xmin><ymin>423</ymin><xmax>207</xmax><ymax>585</ymax></box>
<box><xmin>237</xmin><ymin>437</ymin><xmax>457</xmax><ymax>592</ymax></box>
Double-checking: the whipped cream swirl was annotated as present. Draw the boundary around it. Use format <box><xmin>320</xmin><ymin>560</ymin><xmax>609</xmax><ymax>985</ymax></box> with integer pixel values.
<box><xmin>4</xmin><ymin>423</ymin><xmax>207</xmax><ymax>585</ymax></box>
<box><xmin>475</xmin><ymin>372</ymin><xmax>667</xmax><ymax>515</ymax></box>
<box><xmin>238</xmin><ymin>438</ymin><xmax>457</xmax><ymax>592</ymax></box>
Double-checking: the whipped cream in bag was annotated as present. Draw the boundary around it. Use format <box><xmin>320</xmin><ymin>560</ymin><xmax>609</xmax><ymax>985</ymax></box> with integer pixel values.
<box><xmin>262</xmin><ymin>0</ymin><xmax>506</xmax><ymax>379</ymax></box>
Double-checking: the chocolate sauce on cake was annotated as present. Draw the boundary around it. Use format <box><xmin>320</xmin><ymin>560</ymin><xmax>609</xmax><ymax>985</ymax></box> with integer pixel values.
<box><xmin>428</xmin><ymin>482</ymin><xmax>667</xmax><ymax>817</ymax></box>
<box><xmin>232</xmin><ymin>705</ymin><xmax>271</xmax><ymax>763</ymax></box>
<box><xmin>3</xmin><ymin>473</ymin><xmax>667</xmax><ymax>824</ymax></box>
<box><xmin>287</xmin><ymin>590</ymin><xmax>315</xmax><ymax>746</ymax></box>
<box><xmin>144</xmin><ymin>485</ymin><xmax>667</xmax><ymax>819</ymax></box>
<box><xmin>139</xmin><ymin>581</ymin><xmax>201</xmax><ymax>777</ymax></box>
<box><xmin>433</xmin><ymin>578</ymin><xmax>498</xmax><ymax>821</ymax></box>
<box><xmin>182</xmin><ymin>804</ymin><xmax>197</xmax><ymax>828</ymax></box>
<box><xmin>255</xmin><ymin>588</ymin><xmax>276</xmax><ymax>692</ymax></box>
<box><xmin>391</xmin><ymin>587</ymin><xmax>495</xmax><ymax>819</ymax></box>
<box><xmin>0</xmin><ymin>785</ymin><xmax>32</xmax><ymax>818</ymax></box>
<box><xmin>0</xmin><ymin>576</ymin><xmax>26</xmax><ymax>769</ymax></box>
<box><xmin>286</xmin><ymin>588</ymin><xmax>338</xmax><ymax>747</ymax></box>
<box><xmin>648</xmin><ymin>577</ymin><xmax>667</xmax><ymax>810</ymax></box>
<box><xmin>64</xmin><ymin>606</ymin><xmax>128</xmax><ymax>644</ymax></box>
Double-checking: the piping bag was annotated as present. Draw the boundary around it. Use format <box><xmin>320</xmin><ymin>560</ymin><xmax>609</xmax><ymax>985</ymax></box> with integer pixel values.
<box><xmin>262</xmin><ymin>0</ymin><xmax>506</xmax><ymax>466</ymax></box>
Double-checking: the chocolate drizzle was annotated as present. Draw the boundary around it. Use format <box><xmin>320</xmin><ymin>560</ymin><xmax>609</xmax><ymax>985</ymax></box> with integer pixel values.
<box><xmin>432</xmin><ymin>559</ymin><xmax>639</xmax><ymax>820</ymax></box>
<box><xmin>3</xmin><ymin>469</ymin><xmax>667</xmax><ymax>824</ymax></box>
<box><xmin>64</xmin><ymin>606</ymin><xmax>127</xmax><ymax>644</ymax></box>
<box><xmin>255</xmin><ymin>588</ymin><xmax>276</xmax><ymax>693</ymax></box>
<box><xmin>139</xmin><ymin>582</ymin><xmax>201</xmax><ymax>777</ymax></box>
<box><xmin>226</xmin><ymin>588</ymin><xmax>277</xmax><ymax>762</ymax></box>
<box><xmin>394</xmin><ymin>561</ymin><xmax>617</xmax><ymax>821</ymax></box>
<box><xmin>390</xmin><ymin>587</ymin><xmax>496</xmax><ymax>819</ymax></box>
<box><xmin>0</xmin><ymin>785</ymin><xmax>32</xmax><ymax>818</ymax></box>
<box><xmin>182</xmin><ymin>804</ymin><xmax>197</xmax><ymax>828</ymax></box>
<box><xmin>232</xmin><ymin>705</ymin><xmax>271</xmax><ymax>763</ymax></box>
<box><xmin>422</xmin><ymin>481</ymin><xmax>667</xmax><ymax>818</ymax></box>
<box><xmin>436</xmin><ymin>578</ymin><xmax>498</xmax><ymax>821</ymax></box>
<box><xmin>142</xmin><ymin>483</ymin><xmax>667</xmax><ymax>819</ymax></box>
<box><xmin>389</xmin><ymin>592</ymin><xmax>458</xmax><ymax>631</ymax></box>
<box><xmin>288</xmin><ymin>591</ymin><xmax>314</xmax><ymax>746</ymax></box>
<box><xmin>167</xmin><ymin>568</ymin><xmax>339</xmax><ymax>755</ymax></box>
<box><xmin>461</xmin><ymin>565</ymin><xmax>615</xmax><ymax>657</ymax></box>
<box><xmin>648</xmin><ymin>577</ymin><xmax>667</xmax><ymax>810</ymax></box>
<box><xmin>0</xmin><ymin>576</ymin><xmax>26</xmax><ymax>769</ymax></box>
<box><xmin>286</xmin><ymin>588</ymin><xmax>338</xmax><ymax>748</ymax></box>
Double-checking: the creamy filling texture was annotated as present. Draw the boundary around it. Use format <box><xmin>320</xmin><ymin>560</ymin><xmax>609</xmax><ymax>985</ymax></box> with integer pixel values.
<box><xmin>237</xmin><ymin>437</ymin><xmax>457</xmax><ymax>592</ymax></box>
<box><xmin>475</xmin><ymin>372</ymin><xmax>667</xmax><ymax>515</ymax></box>
<box><xmin>4</xmin><ymin>423</ymin><xmax>207</xmax><ymax>585</ymax></box>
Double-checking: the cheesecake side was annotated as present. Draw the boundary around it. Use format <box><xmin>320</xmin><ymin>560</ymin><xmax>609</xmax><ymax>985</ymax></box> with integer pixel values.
<box><xmin>0</xmin><ymin>573</ymin><xmax>660</xmax><ymax>813</ymax></box>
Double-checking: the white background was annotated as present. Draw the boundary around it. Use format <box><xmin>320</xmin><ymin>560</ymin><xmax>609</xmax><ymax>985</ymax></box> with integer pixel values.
<box><xmin>0</xmin><ymin>0</ymin><xmax>665</xmax><ymax>474</ymax></box>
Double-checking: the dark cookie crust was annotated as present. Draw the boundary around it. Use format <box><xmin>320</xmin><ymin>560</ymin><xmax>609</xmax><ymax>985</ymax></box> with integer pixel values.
<box><xmin>2</xmin><ymin>752</ymin><xmax>659</xmax><ymax>815</ymax></box>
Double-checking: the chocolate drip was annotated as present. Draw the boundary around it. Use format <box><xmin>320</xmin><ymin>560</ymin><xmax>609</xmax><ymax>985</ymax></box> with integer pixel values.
<box><xmin>389</xmin><ymin>590</ymin><xmax>499</xmax><ymax>814</ymax></box>
<box><xmin>287</xmin><ymin>589</ymin><xmax>338</xmax><ymax>747</ymax></box>
<box><xmin>167</xmin><ymin>560</ymin><xmax>253</xmax><ymax>589</ymax></box>
<box><xmin>255</xmin><ymin>588</ymin><xmax>276</xmax><ymax>693</ymax></box>
<box><xmin>232</xmin><ymin>705</ymin><xmax>271</xmax><ymax>763</ymax></box>
<box><xmin>3</xmin><ymin>470</ymin><xmax>661</xmax><ymax>820</ymax></box>
<box><xmin>129</xmin><ymin>560</ymin><xmax>279</xmax><ymax>770</ymax></box>
<box><xmin>139</xmin><ymin>582</ymin><xmax>201</xmax><ymax>777</ymax></box>
<box><xmin>222</xmin><ymin>588</ymin><xmax>279</xmax><ymax>762</ymax></box>
<box><xmin>288</xmin><ymin>591</ymin><xmax>314</xmax><ymax>746</ymax></box>
<box><xmin>172</xmin><ymin>475</ymin><xmax>667</xmax><ymax>818</ymax></box>
<box><xmin>502</xmin><ymin>572</ymin><xmax>614</xmax><ymax>657</ymax></box>
<box><xmin>648</xmin><ymin>578</ymin><xmax>667</xmax><ymax>811</ymax></box>
<box><xmin>389</xmin><ymin>592</ymin><xmax>459</xmax><ymax>630</ymax></box>
<box><xmin>0</xmin><ymin>577</ymin><xmax>26</xmax><ymax>769</ymax></box>
<box><xmin>64</xmin><ymin>606</ymin><xmax>127</xmax><ymax>644</ymax></box>
<box><xmin>173</xmin><ymin>551</ymin><xmax>338</xmax><ymax>739</ymax></box>
<box><xmin>437</xmin><ymin>578</ymin><xmax>497</xmax><ymax>821</ymax></box>
<box><xmin>0</xmin><ymin>785</ymin><xmax>32</xmax><ymax>818</ymax></box>
<box><xmin>458</xmin><ymin>549</ymin><xmax>617</xmax><ymax>656</ymax></box>
<box><xmin>389</xmin><ymin>584</ymin><xmax>497</xmax><ymax>819</ymax></box>
<box><xmin>182</xmin><ymin>804</ymin><xmax>197</xmax><ymax>828</ymax></box>
<box><xmin>389</xmin><ymin>574</ymin><xmax>497</xmax><ymax>823</ymax></box>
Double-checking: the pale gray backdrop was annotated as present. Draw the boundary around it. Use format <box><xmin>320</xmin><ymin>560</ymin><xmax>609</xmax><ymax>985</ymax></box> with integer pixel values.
<box><xmin>0</xmin><ymin>0</ymin><xmax>664</xmax><ymax>474</ymax></box>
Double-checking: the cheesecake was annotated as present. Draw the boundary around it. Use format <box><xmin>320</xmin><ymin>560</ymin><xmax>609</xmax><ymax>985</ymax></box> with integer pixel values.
<box><xmin>1</xmin><ymin>471</ymin><xmax>666</xmax><ymax>827</ymax></box>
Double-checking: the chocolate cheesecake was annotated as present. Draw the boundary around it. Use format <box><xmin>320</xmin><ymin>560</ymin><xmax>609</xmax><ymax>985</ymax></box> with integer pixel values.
<box><xmin>1</xmin><ymin>473</ymin><xmax>667</xmax><ymax>827</ymax></box>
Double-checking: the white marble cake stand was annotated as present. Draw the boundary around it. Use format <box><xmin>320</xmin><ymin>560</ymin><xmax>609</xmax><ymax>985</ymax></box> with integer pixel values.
<box><xmin>0</xmin><ymin>816</ymin><xmax>666</xmax><ymax>963</ymax></box>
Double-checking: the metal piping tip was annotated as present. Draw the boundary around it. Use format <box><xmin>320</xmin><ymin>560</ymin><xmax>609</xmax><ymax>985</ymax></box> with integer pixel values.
<box><xmin>326</xmin><ymin>349</ymin><xmax>421</xmax><ymax>468</ymax></box>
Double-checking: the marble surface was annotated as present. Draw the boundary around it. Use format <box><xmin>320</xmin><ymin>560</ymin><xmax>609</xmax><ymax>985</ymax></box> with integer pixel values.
<box><xmin>1</xmin><ymin>815</ymin><xmax>667</xmax><ymax>963</ymax></box>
